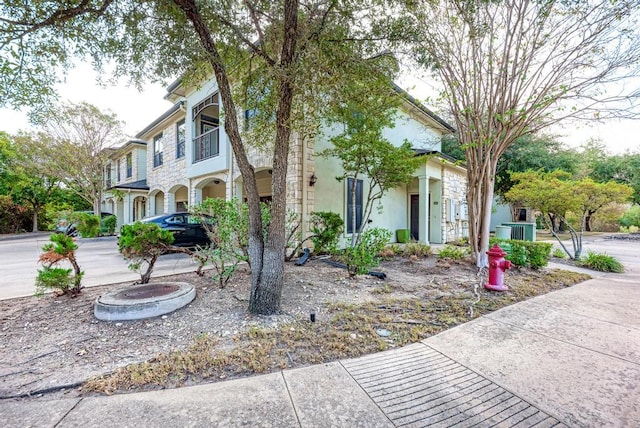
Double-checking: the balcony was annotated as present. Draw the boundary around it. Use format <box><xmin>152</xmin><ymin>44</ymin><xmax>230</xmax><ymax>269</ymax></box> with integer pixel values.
<box><xmin>193</xmin><ymin>128</ymin><xmax>219</xmax><ymax>163</ymax></box>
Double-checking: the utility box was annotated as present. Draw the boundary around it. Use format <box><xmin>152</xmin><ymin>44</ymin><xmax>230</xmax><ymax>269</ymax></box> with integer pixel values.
<box><xmin>502</xmin><ymin>222</ymin><xmax>536</xmax><ymax>241</ymax></box>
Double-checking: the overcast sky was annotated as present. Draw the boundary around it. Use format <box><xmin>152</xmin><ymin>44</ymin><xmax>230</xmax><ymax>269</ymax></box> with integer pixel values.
<box><xmin>0</xmin><ymin>63</ymin><xmax>638</xmax><ymax>155</ymax></box>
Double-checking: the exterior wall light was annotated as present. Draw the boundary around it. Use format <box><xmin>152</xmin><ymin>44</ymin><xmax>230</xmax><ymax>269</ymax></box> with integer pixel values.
<box><xmin>309</xmin><ymin>173</ymin><xmax>318</xmax><ymax>187</ymax></box>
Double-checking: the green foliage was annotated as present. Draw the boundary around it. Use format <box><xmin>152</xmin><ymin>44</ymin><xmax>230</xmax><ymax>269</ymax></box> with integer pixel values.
<box><xmin>338</xmin><ymin>228</ymin><xmax>392</xmax><ymax>276</ymax></box>
<box><xmin>118</xmin><ymin>222</ymin><xmax>174</xmax><ymax>284</ymax></box>
<box><xmin>71</xmin><ymin>212</ymin><xmax>101</xmax><ymax>238</ymax></box>
<box><xmin>0</xmin><ymin>195</ymin><xmax>29</xmax><ymax>233</ymax></box>
<box><xmin>619</xmin><ymin>205</ymin><xmax>640</xmax><ymax>229</ymax></box>
<box><xmin>552</xmin><ymin>247</ymin><xmax>567</xmax><ymax>259</ymax></box>
<box><xmin>35</xmin><ymin>233</ymin><xmax>83</xmax><ymax>296</ymax></box>
<box><xmin>578</xmin><ymin>252</ymin><xmax>624</xmax><ymax>273</ymax></box>
<box><xmin>437</xmin><ymin>245</ymin><xmax>469</xmax><ymax>260</ymax></box>
<box><xmin>35</xmin><ymin>266</ymin><xmax>74</xmax><ymax>296</ymax></box>
<box><xmin>489</xmin><ymin>238</ymin><xmax>552</xmax><ymax>269</ymax></box>
<box><xmin>191</xmin><ymin>198</ymin><xmax>248</xmax><ymax>288</ymax></box>
<box><xmin>507</xmin><ymin>242</ymin><xmax>527</xmax><ymax>267</ymax></box>
<box><xmin>103</xmin><ymin>215</ymin><xmax>117</xmax><ymax>235</ymax></box>
<box><xmin>310</xmin><ymin>211</ymin><xmax>344</xmax><ymax>255</ymax></box>
<box><xmin>403</xmin><ymin>243</ymin><xmax>432</xmax><ymax>257</ymax></box>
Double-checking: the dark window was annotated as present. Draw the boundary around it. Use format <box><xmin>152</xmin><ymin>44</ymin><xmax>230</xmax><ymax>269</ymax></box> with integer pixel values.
<box><xmin>126</xmin><ymin>153</ymin><xmax>133</xmax><ymax>178</ymax></box>
<box><xmin>176</xmin><ymin>120</ymin><xmax>185</xmax><ymax>159</ymax></box>
<box><xmin>244</xmin><ymin>109</ymin><xmax>257</xmax><ymax>128</ymax></box>
<box><xmin>105</xmin><ymin>164</ymin><xmax>112</xmax><ymax>188</ymax></box>
<box><xmin>117</xmin><ymin>160</ymin><xmax>121</xmax><ymax>182</ymax></box>
<box><xmin>346</xmin><ymin>178</ymin><xmax>363</xmax><ymax>234</ymax></box>
<box><xmin>153</xmin><ymin>133</ymin><xmax>163</xmax><ymax>167</ymax></box>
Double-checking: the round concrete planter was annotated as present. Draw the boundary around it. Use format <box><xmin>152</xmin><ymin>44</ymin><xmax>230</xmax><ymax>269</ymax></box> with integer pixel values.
<box><xmin>94</xmin><ymin>282</ymin><xmax>195</xmax><ymax>321</ymax></box>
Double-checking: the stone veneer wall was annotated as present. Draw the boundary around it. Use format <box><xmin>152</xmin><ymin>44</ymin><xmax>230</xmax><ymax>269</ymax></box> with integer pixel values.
<box><xmin>146</xmin><ymin>120</ymin><xmax>188</xmax><ymax>214</ymax></box>
<box><xmin>441</xmin><ymin>164</ymin><xmax>469</xmax><ymax>243</ymax></box>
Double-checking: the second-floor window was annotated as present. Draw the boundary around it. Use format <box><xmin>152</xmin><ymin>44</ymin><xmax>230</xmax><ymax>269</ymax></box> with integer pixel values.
<box><xmin>105</xmin><ymin>164</ymin><xmax>112</xmax><ymax>188</ymax></box>
<box><xmin>153</xmin><ymin>133</ymin><xmax>163</xmax><ymax>167</ymax></box>
<box><xmin>193</xmin><ymin>93</ymin><xmax>220</xmax><ymax>163</ymax></box>
<box><xmin>126</xmin><ymin>153</ymin><xmax>133</xmax><ymax>178</ymax></box>
<box><xmin>117</xmin><ymin>160</ymin><xmax>121</xmax><ymax>182</ymax></box>
<box><xmin>176</xmin><ymin>120</ymin><xmax>185</xmax><ymax>159</ymax></box>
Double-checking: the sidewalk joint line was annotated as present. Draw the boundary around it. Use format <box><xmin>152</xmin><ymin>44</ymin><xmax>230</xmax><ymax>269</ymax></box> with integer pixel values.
<box><xmin>279</xmin><ymin>371</ymin><xmax>302</xmax><ymax>428</ymax></box>
<box><xmin>54</xmin><ymin>397</ymin><xmax>83</xmax><ymax>428</ymax></box>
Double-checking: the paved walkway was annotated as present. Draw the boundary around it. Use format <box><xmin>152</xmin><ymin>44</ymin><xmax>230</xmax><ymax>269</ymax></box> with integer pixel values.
<box><xmin>1</xmin><ymin>238</ymin><xmax>638</xmax><ymax>427</ymax></box>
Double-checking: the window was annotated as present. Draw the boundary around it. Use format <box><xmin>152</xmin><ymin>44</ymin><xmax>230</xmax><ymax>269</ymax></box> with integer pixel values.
<box><xmin>176</xmin><ymin>120</ymin><xmax>185</xmax><ymax>159</ymax></box>
<box><xmin>117</xmin><ymin>160</ymin><xmax>121</xmax><ymax>182</ymax></box>
<box><xmin>346</xmin><ymin>178</ymin><xmax>363</xmax><ymax>234</ymax></box>
<box><xmin>153</xmin><ymin>133</ymin><xmax>163</xmax><ymax>167</ymax></box>
<box><xmin>105</xmin><ymin>164</ymin><xmax>112</xmax><ymax>188</ymax></box>
<box><xmin>126</xmin><ymin>153</ymin><xmax>133</xmax><ymax>178</ymax></box>
<box><xmin>193</xmin><ymin>93</ymin><xmax>220</xmax><ymax>163</ymax></box>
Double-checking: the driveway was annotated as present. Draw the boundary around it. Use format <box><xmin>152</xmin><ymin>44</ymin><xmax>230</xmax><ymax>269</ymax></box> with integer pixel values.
<box><xmin>0</xmin><ymin>234</ymin><xmax>200</xmax><ymax>300</ymax></box>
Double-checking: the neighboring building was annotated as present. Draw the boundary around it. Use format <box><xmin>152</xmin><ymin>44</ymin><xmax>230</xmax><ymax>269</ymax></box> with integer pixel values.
<box><xmin>102</xmin><ymin>140</ymin><xmax>149</xmax><ymax>227</ymax></box>
<box><xmin>102</xmin><ymin>77</ymin><xmax>469</xmax><ymax>244</ymax></box>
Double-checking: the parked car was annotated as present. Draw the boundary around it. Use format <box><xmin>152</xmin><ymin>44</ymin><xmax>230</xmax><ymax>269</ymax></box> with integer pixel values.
<box><xmin>138</xmin><ymin>213</ymin><xmax>214</xmax><ymax>248</ymax></box>
<box><xmin>54</xmin><ymin>211</ymin><xmax>113</xmax><ymax>236</ymax></box>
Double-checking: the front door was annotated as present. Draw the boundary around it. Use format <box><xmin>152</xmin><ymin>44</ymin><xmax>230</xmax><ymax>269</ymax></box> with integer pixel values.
<box><xmin>410</xmin><ymin>195</ymin><xmax>419</xmax><ymax>240</ymax></box>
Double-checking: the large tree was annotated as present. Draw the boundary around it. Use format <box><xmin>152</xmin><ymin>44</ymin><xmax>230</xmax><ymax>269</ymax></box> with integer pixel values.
<box><xmin>0</xmin><ymin>1</ymin><xmax>396</xmax><ymax>314</ymax></box>
<box><xmin>28</xmin><ymin>102</ymin><xmax>123</xmax><ymax>216</ymax></box>
<box><xmin>403</xmin><ymin>0</ymin><xmax>640</xmax><ymax>266</ymax></box>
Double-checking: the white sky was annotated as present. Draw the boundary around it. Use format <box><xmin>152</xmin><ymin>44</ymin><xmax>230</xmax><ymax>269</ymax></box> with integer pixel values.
<box><xmin>0</xmin><ymin>63</ymin><xmax>639</xmax><ymax>155</ymax></box>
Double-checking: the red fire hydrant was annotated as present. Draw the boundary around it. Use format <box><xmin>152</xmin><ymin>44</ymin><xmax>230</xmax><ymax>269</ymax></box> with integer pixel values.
<box><xmin>485</xmin><ymin>244</ymin><xmax>511</xmax><ymax>291</ymax></box>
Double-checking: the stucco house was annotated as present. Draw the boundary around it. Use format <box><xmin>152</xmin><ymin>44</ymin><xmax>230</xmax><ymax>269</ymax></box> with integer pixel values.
<box><xmin>102</xmin><ymin>78</ymin><xmax>469</xmax><ymax>244</ymax></box>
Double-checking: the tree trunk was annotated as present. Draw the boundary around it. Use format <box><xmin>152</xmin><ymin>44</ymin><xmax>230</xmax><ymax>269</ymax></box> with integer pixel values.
<box><xmin>32</xmin><ymin>208</ymin><xmax>38</xmax><ymax>232</ymax></box>
<box><xmin>466</xmin><ymin>154</ymin><xmax>497</xmax><ymax>268</ymax></box>
<box><xmin>585</xmin><ymin>211</ymin><xmax>594</xmax><ymax>232</ymax></box>
<box><xmin>175</xmin><ymin>0</ymin><xmax>299</xmax><ymax>315</ymax></box>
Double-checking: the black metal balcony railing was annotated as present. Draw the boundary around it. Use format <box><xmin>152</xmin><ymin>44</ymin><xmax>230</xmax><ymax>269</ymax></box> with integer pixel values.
<box><xmin>193</xmin><ymin>128</ymin><xmax>219</xmax><ymax>163</ymax></box>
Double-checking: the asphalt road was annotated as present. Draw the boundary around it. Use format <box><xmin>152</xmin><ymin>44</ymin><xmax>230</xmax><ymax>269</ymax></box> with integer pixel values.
<box><xmin>0</xmin><ymin>234</ymin><xmax>199</xmax><ymax>300</ymax></box>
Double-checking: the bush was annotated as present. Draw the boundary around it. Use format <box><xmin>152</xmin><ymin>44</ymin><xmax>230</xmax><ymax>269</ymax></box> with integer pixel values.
<box><xmin>339</xmin><ymin>228</ymin><xmax>392</xmax><ymax>276</ymax></box>
<box><xmin>310</xmin><ymin>211</ymin><xmax>343</xmax><ymax>255</ymax></box>
<box><xmin>118</xmin><ymin>222</ymin><xmax>174</xmax><ymax>284</ymax></box>
<box><xmin>191</xmin><ymin>198</ymin><xmax>248</xmax><ymax>288</ymax></box>
<box><xmin>103</xmin><ymin>215</ymin><xmax>117</xmax><ymax>236</ymax></box>
<box><xmin>71</xmin><ymin>212</ymin><xmax>101</xmax><ymax>237</ymax></box>
<box><xmin>35</xmin><ymin>233</ymin><xmax>84</xmax><ymax>296</ymax></box>
<box><xmin>437</xmin><ymin>245</ymin><xmax>468</xmax><ymax>260</ymax></box>
<box><xmin>619</xmin><ymin>205</ymin><xmax>640</xmax><ymax>229</ymax></box>
<box><xmin>489</xmin><ymin>238</ymin><xmax>552</xmax><ymax>269</ymax></box>
<box><xmin>578</xmin><ymin>251</ymin><xmax>624</xmax><ymax>273</ymax></box>
<box><xmin>552</xmin><ymin>247</ymin><xmax>567</xmax><ymax>259</ymax></box>
<box><xmin>403</xmin><ymin>243</ymin><xmax>432</xmax><ymax>257</ymax></box>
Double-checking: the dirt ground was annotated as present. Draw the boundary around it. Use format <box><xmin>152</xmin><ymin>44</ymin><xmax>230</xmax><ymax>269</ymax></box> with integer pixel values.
<box><xmin>0</xmin><ymin>255</ymin><xmax>589</xmax><ymax>400</ymax></box>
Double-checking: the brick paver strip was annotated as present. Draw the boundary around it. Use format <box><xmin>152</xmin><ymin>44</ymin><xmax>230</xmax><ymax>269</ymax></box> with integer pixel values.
<box><xmin>342</xmin><ymin>344</ymin><xmax>567</xmax><ymax>428</ymax></box>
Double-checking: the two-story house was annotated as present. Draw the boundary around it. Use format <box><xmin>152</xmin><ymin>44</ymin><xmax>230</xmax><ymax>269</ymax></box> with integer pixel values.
<box><xmin>103</xmin><ymin>77</ymin><xmax>469</xmax><ymax>244</ymax></box>
<box><xmin>102</xmin><ymin>139</ymin><xmax>149</xmax><ymax>227</ymax></box>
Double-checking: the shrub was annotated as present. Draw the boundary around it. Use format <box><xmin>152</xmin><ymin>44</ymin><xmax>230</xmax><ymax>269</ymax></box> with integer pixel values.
<box><xmin>310</xmin><ymin>211</ymin><xmax>343</xmax><ymax>255</ymax></box>
<box><xmin>403</xmin><ymin>243</ymin><xmax>432</xmax><ymax>257</ymax></box>
<box><xmin>619</xmin><ymin>205</ymin><xmax>640</xmax><ymax>229</ymax></box>
<box><xmin>71</xmin><ymin>212</ymin><xmax>101</xmax><ymax>237</ymax></box>
<box><xmin>437</xmin><ymin>245</ymin><xmax>468</xmax><ymax>260</ymax></box>
<box><xmin>552</xmin><ymin>247</ymin><xmax>567</xmax><ymax>259</ymax></box>
<box><xmin>191</xmin><ymin>198</ymin><xmax>248</xmax><ymax>288</ymax></box>
<box><xmin>103</xmin><ymin>215</ymin><xmax>117</xmax><ymax>236</ymax></box>
<box><xmin>507</xmin><ymin>242</ymin><xmax>527</xmax><ymax>267</ymax></box>
<box><xmin>489</xmin><ymin>238</ymin><xmax>552</xmax><ymax>269</ymax></box>
<box><xmin>578</xmin><ymin>251</ymin><xmax>624</xmax><ymax>273</ymax></box>
<box><xmin>339</xmin><ymin>228</ymin><xmax>392</xmax><ymax>276</ymax></box>
<box><xmin>118</xmin><ymin>222</ymin><xmax>174</xmax><ymax>284</ymax></box>
<box><xmin>35</xmin><ymin>233</ymin><xmax>84</xmax><ymax>296</ymax></box>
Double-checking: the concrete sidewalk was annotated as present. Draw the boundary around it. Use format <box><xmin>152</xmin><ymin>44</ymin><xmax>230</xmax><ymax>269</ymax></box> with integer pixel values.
<box><xmin>3</xmin><ymin>272</ymin><xmax>638</xmax><ymax>427</ymax></box>
<box><xmin>2</xmin><ymin>238</ymin><xmax>639</xmax><ymax>427</ymax></box>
